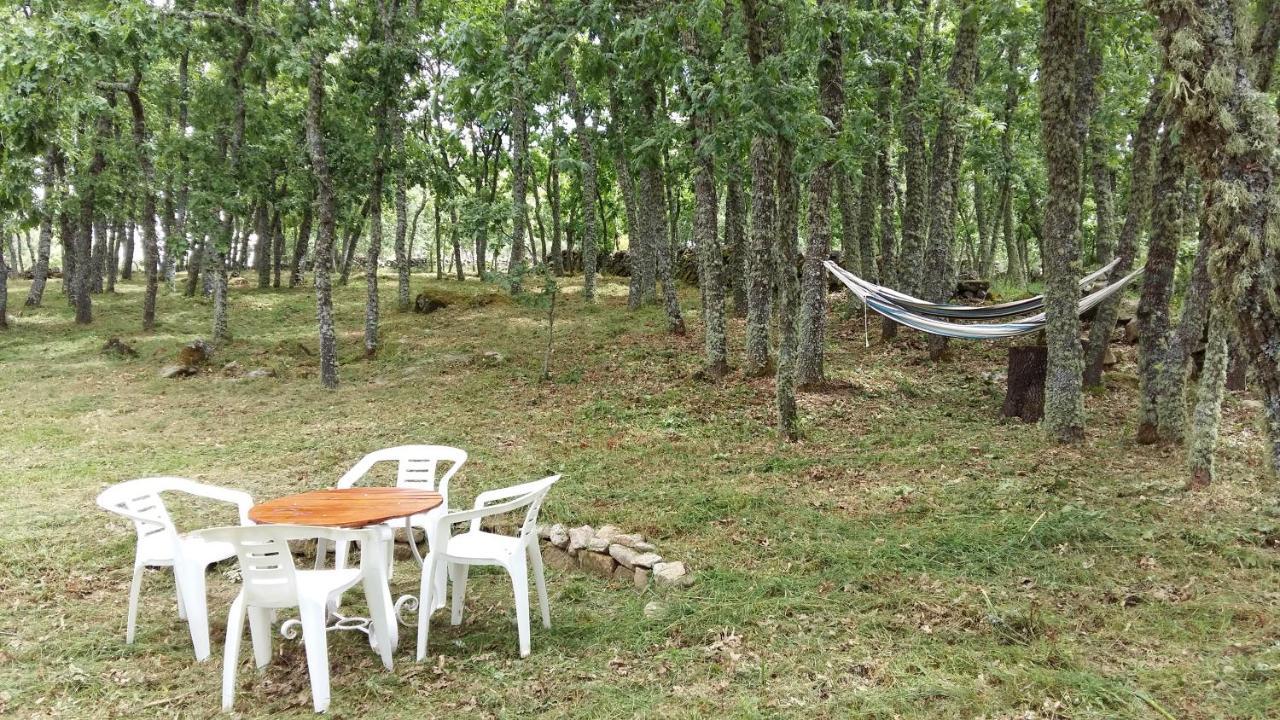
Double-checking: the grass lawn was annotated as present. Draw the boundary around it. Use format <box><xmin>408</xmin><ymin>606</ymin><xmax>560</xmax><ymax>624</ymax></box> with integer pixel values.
<box><xmin>0</xmin><ymin>272</ymin><xmax>1277</xmax><ymax>719</ymax></box>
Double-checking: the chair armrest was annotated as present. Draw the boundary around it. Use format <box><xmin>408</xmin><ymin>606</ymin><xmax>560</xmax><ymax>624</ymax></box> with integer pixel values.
<box><xmin>435</xmin><ymin>493</ymin><xmax>538</xmax><ymax>543</ymax></box>
<box><xmin>472</xmin><ymin>475</ymin><xmax>560</xmax><ymax>510</ymax></box>
<box><xmin>172</xmin><ymin>480</ymin><xmax>256</xmax><ymax>525</ymax></box>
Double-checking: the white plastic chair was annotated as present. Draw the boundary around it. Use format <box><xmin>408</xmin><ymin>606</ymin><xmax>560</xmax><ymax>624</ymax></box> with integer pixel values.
<box><xmin>416</xmin><ymin>475</ymin><xmax>559</xmax><ymax>660</ymax></box>
<box><xmin>331</xmin><ymin>445</ymin><xmax>468</xmax><ymax>569</ymax></box>
<box><xmin>197</xmin><ymin>524</ymin><xmax>397</xmax><ymax>714</ymax></box>
<box><xmin>96</xmin><ymin>477</ymin><xmax>254</xmax><ymax>662</ymax></box>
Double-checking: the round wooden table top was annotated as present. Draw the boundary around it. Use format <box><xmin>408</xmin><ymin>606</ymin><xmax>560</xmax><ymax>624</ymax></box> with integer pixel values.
<box><xmin>248</xmin><ymin>487</ymin><xmax>443</xmax><ymax>529</ymax></box>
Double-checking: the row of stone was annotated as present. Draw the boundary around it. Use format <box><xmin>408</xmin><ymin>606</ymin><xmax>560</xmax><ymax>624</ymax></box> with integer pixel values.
<box><xmin>537</xmin><ymin>523</ymin><xmax>692</xmax><ymax>591</ymax></box>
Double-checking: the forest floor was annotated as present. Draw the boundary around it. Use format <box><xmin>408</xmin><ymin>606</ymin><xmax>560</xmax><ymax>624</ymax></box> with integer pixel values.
<box><xmin>1</xmin><ymin>272</ymin><xmax>1277</xmax><ymax>719</ymax></box>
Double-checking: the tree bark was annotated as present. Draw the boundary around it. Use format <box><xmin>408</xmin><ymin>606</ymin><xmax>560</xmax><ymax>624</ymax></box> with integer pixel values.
<box><xmin>725</xmin><ymin>163</ymin><xmax>748</xmax><ymax>316</ymax></box>
<box><xmin>25</xmin><ymin>147</ymin><xmax>55</xmax><ymax>307</ymax></box>
<box><xmin>563</xmin><ymin>61</ymin><xmax>599</xmax><ymax>298</ymax></box>
<box><xmin>1038</xmin><ymin>0</ymin><xmax>1088</xmax><ymax>442</ymax></box>
<box><xmin>743</xmin><ymin>0</ymin><xmax>780</xmax><ymax>378</ymax></box>
<box><xmin>921</xmin><ymin>0</ymin><xmax>978</xmax><ymax>360</ymax></box>
<box><xmin>1135</xmin><ymin>128</ymin><xmax>1185</xmax><ymax>444</ymax></box>
<box><xmin>291</xmin><ymin>202</ymin><xmax>312</xmax><ymax>288</ymax></box>
<box><xmin>1187</xmin><ymin>305</ymin><xmax>1230</xmax><ymax>489</ymax></box>
<box><xmin>302</xmin><ymin>0</ymin><xmax>338</xmax><ymax>388</ymax></box>
<box><xmin>505</xmin><ymin>0</ymin><xmax>528</xmax><ymax>292</ymax></box>
<box><xmin>897</xmin><ymin>4</ymin><xmax>929</xmax><ymax>294</ymax></box>
<box><xmin>1083</xmin><ymin>88</ymin><xmax>1160</xmax><ymax>387</ymax></box>
<box><xmin>776</xmin><ymin>138</ymin><xmax>800</xmax><ymax>440</ymax></box>
<box><xmin>74</xmin><ymin>114</ymin><xmax>110</xmax><ymax>324</ymax></box>
<box><xmin>798</xmin><ymin>0</ymin><xmax>844</xmax><ymax>387</ymax></box>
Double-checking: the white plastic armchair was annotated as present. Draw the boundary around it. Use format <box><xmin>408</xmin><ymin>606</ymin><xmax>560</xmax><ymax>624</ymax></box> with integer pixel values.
<box><xmin>95</xmin><ymin>477</ymin><xmax>255</xmax><ymax>662</ymax></box>
<box><xmin>196</xmin><ymin>524</ymin><xmax>396</xmax><ymax>714</ymax></box>
<box><xmin>331</xmin><ymin>445</ymin><xmax>468</xmax><ymax>569</ymax></box>
<box><xmin>416</xmin><ymin>475</ymin><xmax>559</xmax><ymax>660</ymax></box>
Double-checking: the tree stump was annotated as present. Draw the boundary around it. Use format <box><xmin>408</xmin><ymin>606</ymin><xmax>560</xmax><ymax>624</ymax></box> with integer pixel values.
<box><xmin>1002</xmin><ymin>345</ymin><xmax>1047</xmax><ymax>422</ymax></box>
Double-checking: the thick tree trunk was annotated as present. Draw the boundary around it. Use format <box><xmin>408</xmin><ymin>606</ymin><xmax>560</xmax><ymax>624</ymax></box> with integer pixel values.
<box><xmin>798</xmin><ymin>1</ymin><xmax>843</xmax><ymax>387</ymax></box>
<box><xmin>1135</xmin><ymin>129</ymin><xmax>1185</xmax><ymax>444</ymax></box>
<box><xmin>1038</xmin><ymin>0</ymin><xmax>1088</xmax><ymax>442</ymax></box>
<box><xmin>1003</xmin><ymin>346</ymin><xmax>1048</xmax><ymax>422</ymax></box>
<box><xmin>1083</xmin><ymin>88</ymin><xmax>1160</xmax><ymax>387</ymax></box>
<box><xmin>683</xmin><ymin>22</ymin><xmax>726</xmax><ymax>378</ymax></box>
<box><xmin>25</xmin><ymin>148</ymin><xmax>55</xmax><ymax>307</ymax></box>
<box><xmin>271</xmin><ymin>208</ymin><xmax>284</xmax><ymax>288</ymax></box>
<box><xmin>743</xmin><ymin>0</ymin><xmax>779</xmax><ymax>378</ymax></box>
<box><xmin>921</xmin><ymin>1</ymin><xmax>978</xmax><ymax>360</ymax></box>
<box><xmin>897</xmin><ymin>8</ymin><xmax>929</xmax><ymax>295</ymax></box>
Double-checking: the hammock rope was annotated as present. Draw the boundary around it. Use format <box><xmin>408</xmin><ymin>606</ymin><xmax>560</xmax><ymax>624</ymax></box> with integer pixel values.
<box><xmin>824</xmin><ymin>261</ymin><xmax>1143</xmax><ymax>341</ymax></box>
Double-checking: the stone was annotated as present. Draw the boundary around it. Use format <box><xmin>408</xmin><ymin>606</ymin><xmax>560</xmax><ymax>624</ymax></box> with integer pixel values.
<box><xmin>1102</xmin><ymin>347</ymin><xmax>1118</xmax><ymax>367</ymax></box>
<box><xmin>610</xmin><ymin>532</ymin><xmax>648</xmax><ymax>549</ymax></box>
<box><xmin>477</xmin><ymin>351</ymin><xmax>505</xmax><ymax>366</ymax></box>
<box><xmin>567</xmin><ymin>525</ymin><xmax>595</xmax><ymax>554</ymax></box>
<box><xmin>643</xmin><ymin>601</ymin><xmax>665</xmax><ymax>619</ymax></box>
<box><xmin>542</xmin><ymin>545</ymin><xmax>576</xmax><ymax>572</ymax></box>
<box><xmin>653</xmin><ymin>561</ymin><xmax>693</xmax><ymax>588</ymax></box>
<box><xmin>178</xmin><ymin>339</ymin><xmax>210</xmax><ymax>367</ymax></box>
<box><xmin>608</xmin><ymin>544</ymin><xmax>640</xmax><ymax>569</ymax></box>
<box><xmin>595</xmin><ymin>525</ymin><xmax>623</xmax><ymax>544</ymax></box>
<box><xmin>548</xmin><ymin>523</ymin><xmax>569</xmax><ymax>548</ymax></box>
<box><xmin>634</xmin><ymin>568</ymin><xmax>651</xmax><ymax>591</ymax></box>
<box><xmin>631</xmin><ymin>552</ymin><xmax>663</xmax><ymax>569</ymax></box>
<box><xmin>159</xmin><ymin>364</ymin><xmax>197</xmax><ymax>379</ymax></box>
<box><xmin>611</xmin><ymin>564</ymin><xmax>631</xmax><ymax>585</ymax></box>
<box><xmin>632</xmin><ymin>541</ymin><xmax>658</xmax><ymax>552</ymax></box>
<box><xmin>536</xmin><ymin>524</ymin><xmax>551</xmax><ymax>540</ymax></box>
<box><xmin>101</xmin><ymin>338</ymin><xmax>138</xmax><ymax>358</ymax></box>
<box><xmin>228</xmin><ymin>276</ymin><xmax>250</xmax><ymax>288</ymax></box>
<box><xmin>1241</xmin><ymin>399</ymin><xmax>1264</xmax><ymax>412</ymax></box>
<box><xmin>244</xmin><ymin>368</ymin><xmax>276</xmax><ymax>379</ymax></box>
<box><xmin>578</xmin><ymin>550</ymin><xmax>616</xmax><ymax>579</ymax></box>
<box><xmin>1123</xmin><ymin>319</ymin><xmax>1139</xmax><ymax>344</ymax></box>
<box><xmin>221</xmin><ymin>361</ymin><xmax>242</xmax><ymax>376</ymax></box>
<box><xmin>586</xmin><ymin>538</ymin><xmax>610</xmax><ymax>553</ymax></box>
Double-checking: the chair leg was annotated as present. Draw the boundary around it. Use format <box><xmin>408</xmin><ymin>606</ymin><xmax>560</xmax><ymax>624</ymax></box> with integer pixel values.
<box><xmin>314</xmin><ymin>538</ymin><xmax>329</xmax><ymax>570</ymax></box>
<box><xmin>176</xmin><ymin>577</ymin><xmax>187</xmax><ymax>621</ymax></box>
<box><xmin>222</xmin><ymin>594</ymin><xmax>247</xmax><ymax>713</ymax></box>
<box><xmin>416</xmin><ymin>555</ymin><xmax>441</xmax><ymax>662</ymax></box>
<box><xmin>177</xmin><ymin>563</ymin><xmax>211</xmax><ymax>662</ymax></box>
<box><xmin>247</xmin><ymin>607</ymin><xmax>273</xmax><ymax>669</ymax></box>
<box><xmin>361</xmin><ymin>537</ymin><xmax>397</xmax><ymax>667</ymax></box>
<box><xmin>298</xmin><ymin>600</ymin><xmax>332</xmax><ymax>714</ymax></box>
<box><xmin>126</xmin><ymin>561</ymin><xmax>144</xmax><ymax>644</ymax></box>
<box><xmin>449</xmin><ymin>564</ymin><xmax>469</xmax><ymax>626</ymax></box>
<box><xmin>528</xmin><ymin>544</ymin><xmax>551</xmax><ymax>629</ymax></box>
<box><xmin>508</xmin><ymin>558</ymin><xmax>531</xmax><ymax>658</ymax></box>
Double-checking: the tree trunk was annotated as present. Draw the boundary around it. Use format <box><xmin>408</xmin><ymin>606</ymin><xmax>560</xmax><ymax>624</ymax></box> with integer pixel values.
<box><xmin>290</xmin><ymin>202</ymin><xmax>312</xmax><ymax>288</ymax></box>
<box><xmin>25</xmin><ymin>148</ymin><xmax>56</xmax><ymax>307</ymax></box>
<box><xmin>505</xmin><ymin>0</ymin><xmax>528</xmax><ymax>292</ymax></box>
<box><xmin>74</xmin><ymin>114</ymin><xmax>110</xmax><ymax>324</ymax></box>
<box><xmin>921</xmin><ymin>0</ymin><xmax>978</xmax><ymax>360</ymax></box>
<box><xmin>1002</xmin><ymin>345</ymin><xmax>1047</xmax><ymax>422</ymax></box>
<box><xmin>798</xmin><ymin>0</ymin><xmax>843</xmax><ymax>387</ymax></box>
<box><xmin>683</xmin><ymin>20</ymin><xmax>727</xmax><ymax>378</ymax></box>
<box><xmin>1135</xmin><ymin>128</ymin><xmax>1186</xmax><ymax>445</ymax></box>
<box><xmin>776</xmin><ymin>138</ymin><xmax>800</xmax><ymax>440</ymax></box>
<box><xmin>302</xmin><ymin>0</ymin><xmax>338</xmax><ymax>389</ymax></box>
<box><xmin>548</xmin><ymin>136</ymin><xmax>564</xmax><ymax>277</ymax></box>
<box><xmin>897</xmin><ymin>5</ymin><xmax>929</xmax><ymax>294</ymax></box>
<box><xmin>725</xmin><ymin>163</ymin><xmax>748</xmax><ymax>316</ymax></box>
<box><xmin>1038</xmin><ymin>0</ymin><xmax>1088</xmax><ymax>442</ymax></box>
<box><xmin>743</xmin><ymin>0</ymin><xmax>779</xmax><ymax>378</ymax></box>
<box><xmin>270</xmin><ymin>208</ymin><xmax>284</xmax><ymax>288</ymax></box>
<box><xmin>878</xmin><ymin>147</ymin><xmax>899</xmax><ymax>341</ymax></box>
<box><xmin>855</xmin><ymin>158</ymin><xmax>878</xmax><ymax>281</ymax></box>
<box><xmin>1187</xmin><ymin>305</ymin><xmax>1230</xmax><ymax>489</ymax></box>
<box><xmin>1083</xmin><ymin>87</ymin><xmax>1160</xmax><ymax>387</ymax></box>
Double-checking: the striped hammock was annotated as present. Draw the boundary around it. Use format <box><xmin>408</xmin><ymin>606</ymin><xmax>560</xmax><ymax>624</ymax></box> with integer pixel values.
<box><xmin>824</xmin><ymin>261</ymin><xmax>1143</xmax><ymax>341</ymax></box>
<box><xmin>835</xmin><ymin>258</ymin><xmax>1120</xmax><ymax>319</ymax></box>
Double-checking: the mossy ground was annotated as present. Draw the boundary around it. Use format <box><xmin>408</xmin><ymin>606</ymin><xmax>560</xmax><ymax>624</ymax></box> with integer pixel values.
<box><xmin>0</xmin><ymin>273</ymin><xmax>1276</xmax><ymax>719</ymax></box>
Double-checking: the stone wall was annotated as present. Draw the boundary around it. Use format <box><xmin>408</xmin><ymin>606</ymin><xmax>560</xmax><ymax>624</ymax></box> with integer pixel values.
<box><xmin>537</xmin><ymin>523</ymin><xmax>692</xmax><ymax>590</ymax></box>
